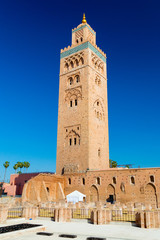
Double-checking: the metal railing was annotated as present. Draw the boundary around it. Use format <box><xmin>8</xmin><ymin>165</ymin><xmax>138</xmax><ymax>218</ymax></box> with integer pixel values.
<box><xmin>111</xmin><ymin>210</ymin><xmax>136</xmax><ymax>222</ymax></box>
<box><xmin>38</xmin><ymin>208</ymin><xmax>55</xmax><ymax>218</ymax></box>
<box><xmin>72</xmin><ymin>208</ymin><xmax>92</xmax><ymax>219</ymax></box>
<box><xmin>8</xmin><ymin>208</ymin><xmax>23</xmax><ymax>219</ymax></box>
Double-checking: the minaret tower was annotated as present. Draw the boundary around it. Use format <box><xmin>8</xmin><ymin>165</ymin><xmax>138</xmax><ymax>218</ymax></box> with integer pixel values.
<box><xmin>56</xmin><ymin>15</ymin><xmax>109</xmax><ymax>174</ymax></box>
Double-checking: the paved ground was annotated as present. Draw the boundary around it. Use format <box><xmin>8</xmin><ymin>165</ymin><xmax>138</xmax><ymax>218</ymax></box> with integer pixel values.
<box><xmin>1</xmin><ymin>219</ymin><xmax>160</xmax><ymax>240</ymax></box>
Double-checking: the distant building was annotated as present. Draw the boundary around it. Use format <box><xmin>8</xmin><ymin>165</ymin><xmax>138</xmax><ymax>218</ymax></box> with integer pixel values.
<box><xmin>3</xmin><ymin>172</ymin><xmax>53</xmax><ymax>196</ymax></box>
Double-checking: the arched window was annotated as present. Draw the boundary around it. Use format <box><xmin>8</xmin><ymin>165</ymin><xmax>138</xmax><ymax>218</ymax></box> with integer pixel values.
<box><xmin>120</xmin><ymin>182</ymin><xmax>125</xmax><ymax>192</ymax></box>
<box><xmin>75</xmin><ymin>59</ymin><xmax>79</xmax><ymax>67</ymax></box>
<box><xmin>98</xmin><ymin>148</ymin><xmax>101</xmax><ymax>157</ymax></box>
<box><xmin>46</xmin><ymin>187</ymin><xmax>49</xmax><ymax>193</ymax></box>
<box><xmin>81</xmin><ymin>37</ymin><xmax>83</xmax><ymax>42</ymax></box>
<box><xmin>69</xmin><ymin>138</ymin><xmax>72</xmax><ymax>146</ymax></box>
<box><xmin>97</xmin><ymin>177</ymin><xmax>100</xmax><ymax>185</ymax></box>
<box><xmin>113</xmin><ymin>177</ymin><xmax>116</xmax><ymax>184</ymax></box>
<box><xmin>70</xmin><ymin>100</ymin><xmax>72</xmax><ymax>107</ymax></box>
<box><xmin>74</xmin><ymin>137</ymin><xmax>77</xmax><ymax>145</ymax></box>
<box><xmin>101</xmin><ymin>66</ymin><xmax>104</xmax><ymax>73</ymax></box>
<box><xmin>76</xmin><ymin>39</ymin><xmax>78</xmax><ymax>44</ymax></box>
<box><xmin>68</xmin><ymin>178</ymin><xmax>71</xmax><ymax>185</ymax></box>
<box><xmin>69</xmin><ymin>77</ymin><xmax>73</xmax><ymax>85</ymax></box>
<box><xmin>64</xmin><ymin>63</ymin><xmax>69</xmax><ymax>71</ymax></box>
<box><xmin>75</xmin><ymin>75</ymin><xmax>80</xmax><ymax>83</ymax></box>
<box><xmin>70</xmin><ymin>61</ymin><xmax>74</xmax><ymax>69</ymax></box>
<box><xmin>131</xmin><ymin>176</ymin><xmax>135</xmax><ymax>185</ymax></box>
<box><xmin>75</xmin><ymin>99</ymin><xmax>77</xmax><ymax>106</ymax></box>
<box><xmin>79</xmin><ymin>57</ymin><xmax>84</xmax><ymax>65</ymax></box>
<box><xmin>82</xmin><ymin>178</ymin><xmax>85</xmax><ymax>185</ymax></box>
<box><xmin>150</xmin><ymin>175</ymin><xmax>154</xmax><ymax>183</ymax></box>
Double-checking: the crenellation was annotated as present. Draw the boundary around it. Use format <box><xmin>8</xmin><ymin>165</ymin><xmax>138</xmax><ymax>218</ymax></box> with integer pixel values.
<box><xmin>61</xmin><ymin>41</ymin><xmax>106</xmax><ymax>58</ymax></box>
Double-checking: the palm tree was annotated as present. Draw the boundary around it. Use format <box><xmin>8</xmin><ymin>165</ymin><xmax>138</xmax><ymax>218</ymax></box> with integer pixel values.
<box><xmin>13</xmin><ymin>164</ymin><xmax>18</xmax><ymax>173</ymax></box>
<box><xmin>23</xmin><ymin>161</ymin><xmax>30</xmax><ymax>172</ymax></box>
<box><xmin>17</xmin><ymin>162</ymin><xmax>21</xmax><ymax>172</ymax></box>
<box><xmin>19</xmin><ymin>162</ymin><xmax>24</xmax><ymax>172</ymax></box>
<box><xmin>17</xmin><ymin>162</ymin><xmax>23</xmax><ymax>173</ymax></box>
<box><xmin>3</xmin><ymin>161</ymin><xmax>10</xmax><ymax>182</ymax></box>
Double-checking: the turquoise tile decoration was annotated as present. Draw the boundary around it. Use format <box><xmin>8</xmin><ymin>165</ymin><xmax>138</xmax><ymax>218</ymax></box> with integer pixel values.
<box><xmin>60</xmin><ymin>42</ymin><xmax>106</xmax><ymax>63</ymax></box>
<box><xmin>72</xmin><ymin>24</ymin><xmax>96</xmax><ymax>36</ymax></box>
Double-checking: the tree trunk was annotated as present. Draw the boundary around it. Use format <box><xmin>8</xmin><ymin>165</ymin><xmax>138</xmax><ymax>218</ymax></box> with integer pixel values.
<box><xmin>3</xmin><ymin>168</ymin><xmax>7</xmax><ymax>183</ymax></box>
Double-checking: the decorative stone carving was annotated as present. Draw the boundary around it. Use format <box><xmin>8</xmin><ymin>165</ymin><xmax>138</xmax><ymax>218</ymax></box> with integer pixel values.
<box><xmin>63</xmin><ymin>164</ymin><xmax>79</xmax><ymax>173</ymax></box>
<box><xmin>65</xmin><ymin>86</ymin><xmax>82</xmax><ymax>102</ymax></box>
<box><xmin>93</xmin><ymin>98</ymin><xmax>105</xmax><ymax>121</ymax></box>
<box><xmin>91</xmin><ymin>53</ymin><xmax>104</xmax><ymax>74</ymax></box>
<box><xmin>64</xmin><ymin>52</ymin><xmax>84</xmax><ymax>71</ymax></box>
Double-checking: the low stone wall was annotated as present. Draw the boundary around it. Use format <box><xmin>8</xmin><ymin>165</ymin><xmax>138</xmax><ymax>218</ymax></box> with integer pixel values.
<box><xmin>136</xmin><ymin>210</ymin><xmax>160</xmax><ymax>228</ymax></box>
<box><xmin>92</xmin><ymin>209</ymin><xmax>111</xmax><ymax>225</ymax></box>
<box><xmin>0</xmin><ymin>204</ymin><xmax>160</xmax><ymax>228</ymax></box>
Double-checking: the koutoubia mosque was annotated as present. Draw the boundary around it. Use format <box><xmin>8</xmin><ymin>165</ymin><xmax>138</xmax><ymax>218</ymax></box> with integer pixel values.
<box><xmin>22</xmin><ymin>15</ymin><xmax>160</xmax><ymax>208</ymax></box>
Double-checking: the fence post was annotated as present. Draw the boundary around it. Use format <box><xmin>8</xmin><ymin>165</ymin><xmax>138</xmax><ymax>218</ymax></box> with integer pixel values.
<box><xmin>92</xmin><ymin>209</ymin><xmax>98</xmax><ymax>224</ymax></box>
<box><xmin>0</xmin><ymin>206</ymin><xmax>8</xmax><ymax>223</ymax></box>
<box><xmin>145</xmin><ymin>211</ymin><xmax>151</xmax><ymax>228</ymax></box>
<box><xmin>54</xmin><ymin>208</ymin><xmax>59</xmax><ymax>222</ymax></box>
<box><xmin>23</xmin><ymin>207</ymin><xmax>38</xmax><ymax>220</ymax></box>
<box><xmin>105</xmin><ymin>210</ymin><xmax>111</xmax><ymax>224</ymax></box>
<box><xmin>66</xmin><ymin>208</ymin><xmax>72</xmax><ymax>222</ymax></box>
<box><xmin>23</xmin><ymin>207</ymin><xmax>31</xmax><ymax>219</ymax></box>
<box><xmin>58</xmin><ymin>208</ymin><xmax>64</xmax><ymax>222</ymax></box>
<box><xmin>97</xmin><ymin>209</ymin><xmax>102</xmax><ymax>225</ymax></box>
<box><xmin>31</xmin><ymin>207</ymin><xmax>38</xmax><ymax>220</ymax></box>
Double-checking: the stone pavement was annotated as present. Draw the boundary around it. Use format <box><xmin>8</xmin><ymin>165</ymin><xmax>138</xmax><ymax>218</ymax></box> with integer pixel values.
<box><xmin>1</xmin><ymin>219</ymin><xmax>160</xmax><ymax>240</ymax></box>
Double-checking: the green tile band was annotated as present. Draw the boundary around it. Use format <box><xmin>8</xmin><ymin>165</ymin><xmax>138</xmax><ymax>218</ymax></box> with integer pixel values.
<box><xmin>72</xmin><ymin>24</ymin><xmax>96</xmax><ymax>36</ymax></box>
<box><xmin>60</xmin><ymin>42</ymin><xmax>106</xmax><ymax>63</ymax></box>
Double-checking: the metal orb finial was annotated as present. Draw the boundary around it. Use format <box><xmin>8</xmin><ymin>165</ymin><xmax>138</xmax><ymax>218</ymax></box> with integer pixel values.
<box><xmin>82</xmin><ymin>13</ymin><xmax>87</xmax><ymax>24</ymax></box>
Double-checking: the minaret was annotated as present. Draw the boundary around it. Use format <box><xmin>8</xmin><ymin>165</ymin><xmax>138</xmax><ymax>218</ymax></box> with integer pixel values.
<box><xmin>56</xmin><ymin>15</ymin><xmax>109</xmax><ymax>174</ymax></box>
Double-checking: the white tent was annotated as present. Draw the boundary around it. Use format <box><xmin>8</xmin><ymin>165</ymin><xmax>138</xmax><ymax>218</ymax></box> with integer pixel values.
<box><xmin>66</xmin><ymin>190</ymin><xmax>86</xmax><ymax>204</ymax></box>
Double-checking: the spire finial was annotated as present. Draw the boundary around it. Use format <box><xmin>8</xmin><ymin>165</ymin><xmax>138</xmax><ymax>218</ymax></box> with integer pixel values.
<box><xmin>82</xmin><ymin>13</ymin><xmax>87</xmax><ymax>24</ymax></box>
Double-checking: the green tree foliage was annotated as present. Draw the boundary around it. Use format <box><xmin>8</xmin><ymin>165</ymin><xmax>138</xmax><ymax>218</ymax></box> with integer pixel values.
<box><xmin>14</xmin><ymin>161</ymin><xmax>30</xmax><ymax>174</ymax></box>
<box><xmin>16</xmin><ymin>162</ymin><xmax>21</xmax><ymax>171</ymax></box>
<box><xmin>19</xmin><ymin>162</ymin><xmax>24</xmax><ymax>171</ymax></box>
<box><xmin>16</xmin><ymin>162</ymin><xmax>24</xmax><ymax>173</ymax></box>
<box><xmin>23</xmin><ymin>162</ymin><xmax>30</xmax><ymax>172</ymax></box>
<box><xmin>3</xmin><ymin>161</ymin><xmax>10</xmax><ymax>182</ymax></box>
<box><xmin>109</xmin><ymin>159</ymin><xmax>117</xmax><ymax>168</ymax></box>
<box><xmin>13</xmin><ymin>164</ymin><xmax>18</xmax><ymax>173</ymax></box>
<box><xmin>125</xmin><ymin>164</ymin><xmax>130</xmax><ymax>168</ymax></box>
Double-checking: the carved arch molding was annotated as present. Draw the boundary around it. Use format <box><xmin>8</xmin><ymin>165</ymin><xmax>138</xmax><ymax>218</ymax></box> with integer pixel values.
<box><xmin>64</xmin><ymin>52</ymin><xmax>84</xmax><ymax>70</ymax></box>
<box><xmin>65</xmin><ymin>86</ymin><xmax>82</xmax><ymax>102</ymax></box>
<box><xmin>93</xmin><ymin>98</ymin><xmax>105</xmax><ymax>121</ymax></box>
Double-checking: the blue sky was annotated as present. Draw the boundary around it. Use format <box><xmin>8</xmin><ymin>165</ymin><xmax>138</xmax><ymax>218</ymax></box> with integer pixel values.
<box><xmin>0</xmin><ymin>0</ymin><xmax>160</xmax><ymax>181</ymax></box>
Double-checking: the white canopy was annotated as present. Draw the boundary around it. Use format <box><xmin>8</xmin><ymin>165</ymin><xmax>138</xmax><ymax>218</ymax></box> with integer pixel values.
<box><xmin>66</xmin><ymin>190</ymin><xmax>86</xmax><ymax>204</ymax></box>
